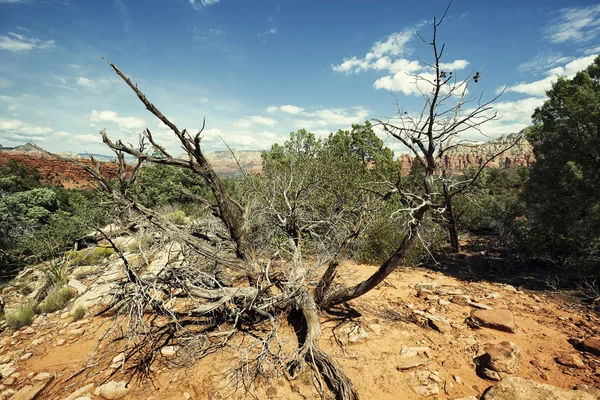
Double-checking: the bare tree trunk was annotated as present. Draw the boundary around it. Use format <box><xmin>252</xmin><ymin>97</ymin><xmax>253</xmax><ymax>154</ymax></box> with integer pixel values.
<box><xmin>289</xmin><ymin>290</ymin><xmax>358</xmax><ymax>400</ymax></box>
<box><xmin>444</xmin><ymin>192</ymin><xmax>460</xmax><ymax>253</ymax></box>
<box><xmin>319</xmin><ymin>205</ymin><xmax>428</xmax><ymax>308</ymax></box>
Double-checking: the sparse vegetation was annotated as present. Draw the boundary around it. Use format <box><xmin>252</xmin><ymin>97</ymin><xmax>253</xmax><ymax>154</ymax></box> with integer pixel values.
<box><xmin>5</xmin><ymin>301</ymin><xmax>36</xmax><ymax>330</ymax></box>
<box><xmin>164</xmin><ymin>209</ymin><xmax>188</xmax><ymax>225</ymax></box>
<box><xmin>72</xmin><ymin>304</ymin><xmax>86</xmax><ymax>321</ymax></box>
<box><xmin>37</xmin><ymin>286</ymin><xmax>75</xmax><ymax>314</ymax></box>
<box><xmin>82</xmin><ymin>246</ymin><xmax>114</xmax><ymax>265</ymax></box>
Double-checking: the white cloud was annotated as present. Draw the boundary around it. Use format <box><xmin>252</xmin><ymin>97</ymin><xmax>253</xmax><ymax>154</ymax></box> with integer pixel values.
<box><xmin>332</xmin><ymin>28</ymin><xmax>417</xmax><ymax>75</ymax></box>
<box><xmin>439</xmin><ymin>60</ymin><xmax>470</xmax><ymax>71</ymax></box>
<box><xmin>0</xmin><ymin>32</ymin><xmax>55</xmax><ymax>51</ymax></box>
<box><xmin>332</xmin><ymin>26</ymin><xmax>470</xmax><ymax>96</ymax></box>
<box><xmin>266</xmin><ymin>104</ymin><xmax>370</xmax><ymax>130</ymax></box>
<box><xmin>545</xmin><ymin>5</ymin><xmax>600</xmax><ymax>44</ymax></box>
<box><xmin>0</xmin><ymin>0</ymin><xmax>27</xmax><ymax>3</ymax></box>
<box><xmin>507</xmin><ymin>55</ymin><xmax>598</xmax><ymax>97</ymax></box>
<box><xmin>0</xmin><ymin>118</ymin><xmax>72</xmax><ymax>143</ymax></box>
<box><xmin>76</xmin><ymin>77</ymin><xmax>95</xmax><ymax>88</ymax></box>
<box><xmin>89</xmin><ymin>110</ymin><xmax>146</xmax><ymax>133</ymax></box>
<box><xmin>233</xmin><ymin>115</ymin><xmax>278</xmax><ymax>128</ymax></box>
<box><xmin>267</xmin><ymin>105</ymin><xmax>305</xmax><ymax>115</ymax></box>
<box><xmin>457</xmin><ymin>97</ymin><xmax>545</xmax><ymax>141</ymax></box>
<box><xmin>189</xmin><ymin>0</ymin><xmax>219</xmax><ymax>9</ymax></box>
<box><xmin>269</xmin><ymin>28</ymin><xmax>276</xmax><ymax>34</ymax></box>
<box><xmin>517</xmin><ymin>52</ymin><xmax>571</xmax><ymax>73</ymax></box>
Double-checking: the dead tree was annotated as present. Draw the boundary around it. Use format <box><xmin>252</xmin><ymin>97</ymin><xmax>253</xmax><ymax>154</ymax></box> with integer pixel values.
<box><xmin>56</xmin><ymin>7</ymin><xmax>513</xmax><ymax>399</ymax></box>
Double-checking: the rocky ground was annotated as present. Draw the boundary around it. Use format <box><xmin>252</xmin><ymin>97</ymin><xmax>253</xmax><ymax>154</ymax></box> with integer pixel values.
<box><xmin>0</xmin><ymin>236</ymin><xmax>599</xmax><ymax>400</ymax></box>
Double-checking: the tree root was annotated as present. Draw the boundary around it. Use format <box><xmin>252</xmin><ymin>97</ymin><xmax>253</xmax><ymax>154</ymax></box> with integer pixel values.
<box><xmin>288</xmin><ymin>290</ymin><xmax>359</xmax><ymax>400</ymax></box>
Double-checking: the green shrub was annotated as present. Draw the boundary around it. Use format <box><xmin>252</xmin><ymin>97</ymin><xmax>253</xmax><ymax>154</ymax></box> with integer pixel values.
<box><xmin>5</xmin><ymin>302</ymin><xmax>36</xmax><ymax>330</ymax></box>
<box><xmin>165</xmin><ymin>210</ymin><xmax>187</xmax><ymax>225</ymax></box>
<box><xmin>65</xmin><ymin>249</ymin><xmax>84</xmax><ymax>264</ymax></box>
<box><xmin>72</xmin><ymin>305</ymin><xmax>86</xmax><ymax>321</ymax></box>
<box><xmin>83</xmin><ymin>246</ymin><xmax>114</xmax><ymax>264</ymax></box>
<box><xmin>37</xmin><ymin>286</ymin><xmax>75</xmax><ymax>314</ymax></box>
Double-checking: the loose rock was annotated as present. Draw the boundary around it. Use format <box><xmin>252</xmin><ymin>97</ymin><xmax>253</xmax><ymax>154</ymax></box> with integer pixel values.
<box><xmin>396</xmin><ymin>357</ymin><xmax>432</xmax><ymax>370</ymax></box>
<box><xmin>486</xmin><ymin>341</ymin><xmax>521</xmax><ymax>374</ymax></box>
<box><xmin>556</xmin><ymin>354</ymin><xmax>586</xmax><ymax>369</ymax></box>
<box><xmin>94</xmin><ymin>381</ymin><xmax>130</xmax><ymax>399</ymax></box>
<box><xmin>468</xmin><ymin>309</ymin><xmax>517</xmax><ymax>333</ymax></box>
<box><xmin>579</xmin><ymin>338</ymin><xmax>600</xmax><ymax>356</ymax></box>
<box><xmin>482</xmin><ymin>376</ymin><xmax>595</xmax><ymax>400</ymax></box>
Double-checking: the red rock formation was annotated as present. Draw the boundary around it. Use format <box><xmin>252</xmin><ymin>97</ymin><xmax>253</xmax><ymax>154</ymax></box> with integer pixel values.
<box><xmin>396</xmin><ymin>133</ymin><xmax>535</xmax><ymax>176</ymax></box>
<box><xmin>0</xmin><ymin>152</ymin><xmax>121</xmax><ymax>189</ymax></box>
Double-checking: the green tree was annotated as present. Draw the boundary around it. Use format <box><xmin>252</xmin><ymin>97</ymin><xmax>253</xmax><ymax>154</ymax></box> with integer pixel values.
<box><xmin>523</xmin><ymin>56</ymin><xmax>600</xmax><ymax>266</ymax></box>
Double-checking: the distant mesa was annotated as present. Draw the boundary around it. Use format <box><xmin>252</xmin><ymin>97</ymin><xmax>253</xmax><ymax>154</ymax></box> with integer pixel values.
<box><xmin>0</xmin><ymin>133</ymin><xmax>534</xmax><ymax>189</ymax></box>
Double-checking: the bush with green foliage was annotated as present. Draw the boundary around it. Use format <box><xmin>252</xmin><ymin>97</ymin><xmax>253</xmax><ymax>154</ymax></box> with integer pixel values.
<box><xmin>165</xmin><ymin>209</ymin><xmax>188</xmax><ymax>225</ymax></box>
<box><xmin>523</xmin><ymin>56</ymin><xmax>600</xmax><ymax>271</ymax></box>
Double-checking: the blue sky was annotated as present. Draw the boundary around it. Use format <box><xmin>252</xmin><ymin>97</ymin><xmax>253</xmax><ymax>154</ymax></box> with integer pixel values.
<box><xmin>1</xmin><ymin>0</ymin><xmax>599</xmax><ymax>155</ymax></box>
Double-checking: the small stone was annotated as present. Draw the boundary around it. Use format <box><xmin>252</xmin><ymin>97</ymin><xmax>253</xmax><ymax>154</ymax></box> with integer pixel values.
<box><xmin>438</xmin><ymin>298</ymin><xmax>450</xmax><ymax>306</ymax></box>
<box><xmin>56</xmin><ymin>338</ymin><xmax>66</xmax><ymax>346</ymax></box>
<box><xmin>160</xmin><ymin>346</ymin><xmax>180</xmax><ymax>358</ymax></box>
<box><xmin>111</xmin><ymin>353</ymin><xmax>125</xmax><ymax>365</ymax></box>
<box><xmin>481</xmin><ymin>376</ymin><xmax>595</xmax><ymax>400</ymax></box>
<box><xmin>410</xmin><ymin>382</ymin><xmax>439</xmax><ymax>397</ymax></box>
<box><xmin>400</xmin><ymin>347</ymin><xmax>431</xmax><ymax>358</ymax></box>
<box><xmin>556</xmin><ymin>354</ymin><xmax>586</xmax><ymax>369</ymax></box>
<box><xmin>450</xmin><ymin>295</ymin><xmax>471</xmax><ymax>306</ymax></box>
<box><xmin>366</xmin><ymin>323</ymin><xmax>382</xmax><ymax>335</ymax></box>
<box><xmin>444</xmin><ymin>381</ymin><xmax>455</xmax><ymax>394</ymax></box>
<box><xmin>19</xmin><ymin>352</ymin><xmax>32</xmax><ymax>361</ymax></box>
<box><xmin>94</xmin><ymin>381</ymin><xmax>130</xmax><ymax>399</ymax></box>
<box><xmin>183</xmin><ymin>392</ymin><xmax>192</xmax><ymax>400</ymax></box>
<box><xmin>32</xmin><ymin>372</ymin><xmax>53</xmax><ymax>382</ymax></box>
<box><xmin>429</xmin><ymin>373</ymin><xmax>442</xmax><ymax>383</ymax></box>
<box><xmin>485</xmin><ymin>341</ymin><xmax>521</xmax><ymax>374</ymax></box>
<box><xmin>67</xmin><ymin>328</ymin><xmax>85</xmax><ymax>338</ymax></box>
<box><xmin>415</xmin><ymin>282</ymin><xmax>437</xmax><ymax>291</ymax></box>
<box><xmin>60</xmin><ymin>312</ymin><xmax>71</xmax><ymax>319</ymax></box>
<box><xmin>23</xmin><ymin>327</ymin><xmax>35</xmax><ymax>335</ymax></box>
<box><xmin>428</xmin><ymin>315</ymin><xmax>452</xmax><ymax>333</ymax></box>
<box><xmin>3</xmin><ymin>377</ymin><xmax>15</xmax><ymax>386</ymax></box>
<box><xmin>396</xmin><ymin>357</ymin><xmax>432</xmax><ymax>370</ymax></box>
<box><xmin>454</xmin><ymin>375</ymin><xmax>462</xmax><ymax>384</ymax></box>
<box><xmin>64</xmin><ymin>383</ymin><xmax>95</xmax><ymax>400</ymax></box>
<box><xmin>31</xmin><ymin>338</ymin><xmax>43</xmax><ymax>346</ymax></box>
<box><xmin>481</xmin><ymin>367</ymin><xmax>502</xmax><ymax>381</ymax></box>
<box><xmin>347</xmin><ymin>325</ymin><xmax>369</xmax><ymax>343</ymax></box>
<box><xmin>469</xmin><ymin>302</ymin><xmax>493</xmax><ymax>310</ymax></box>
<box><xmin>426</xmin><ymin>294</ymin><xmax>440</xmax><ymax>301</ymax></box>
<box><xmin>417</xmin><ymin>289</ymin><xmax>433</xmax><ymax>298</ymax></box>
<box><xmin>503</xmin><ymin>285</ymin><xmax>517</xmax><ymax>292</ymax></box>
<box><xmin>486</xmin><ymin>293</ymin><xmax>501</xmax><ymax>299</ymax></box>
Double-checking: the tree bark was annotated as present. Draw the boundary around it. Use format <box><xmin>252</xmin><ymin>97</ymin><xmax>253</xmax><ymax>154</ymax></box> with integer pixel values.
<box><xmin>445</xmin><ymin>195</ymin><xmax>460</xmax><ymax>253</ymax></box>
<box><xmin>319</xmin><ymin>204</ymin><xmax>428</xmax><ymax>308</ymax></box>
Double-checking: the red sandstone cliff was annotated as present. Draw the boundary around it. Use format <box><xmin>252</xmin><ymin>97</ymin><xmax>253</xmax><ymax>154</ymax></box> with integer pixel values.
<box><xmin>397</xmin><ymin>133</ymin><xmax>534</xmax><ymax>175</ymax></box>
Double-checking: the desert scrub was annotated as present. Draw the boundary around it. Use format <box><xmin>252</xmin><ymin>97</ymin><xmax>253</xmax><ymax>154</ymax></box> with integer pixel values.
<box><xmin>65</xmin><ymin>249</ymin><xmax>84</xmax><ymax>265</ymax></box>
<box><xmin>165</xmin><ymin>210</ymin><xmax>187</xmax><ymax>225</ymax></box>
<box><xmin>83</xmin><ymin>246</ymin><xmax>114</xmax><ymax>264</ymax></box>
<box><xmin>37</xmin><ymin>285</ymin><xmax>75</xmax><ymax>314</ymax></box>
<box><xmin>43</xmin><ymin>260</ymin><xmax>68</xmax><ymax>285</ymax></box>
<box><xmin>5</xmin><ymin>302</ymin><xmax>36</xmax><ymax>330</ymax></box>
<box><xmin>72</xmin><ymin>304</ymin><xmax>86</xmax><ymax>321</ymax></box>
